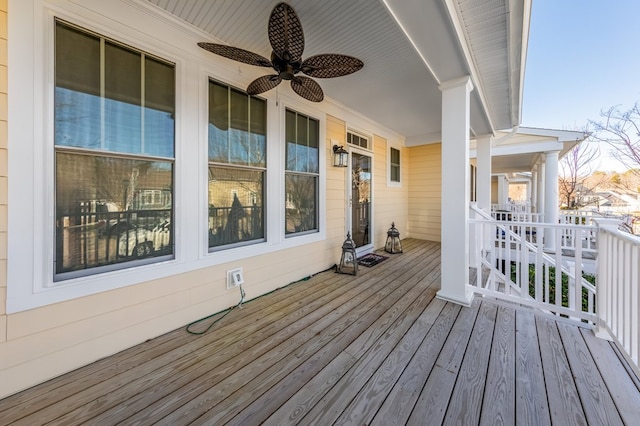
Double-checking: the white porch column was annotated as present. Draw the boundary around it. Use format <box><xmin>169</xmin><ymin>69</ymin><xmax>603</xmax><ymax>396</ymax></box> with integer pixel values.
<box><xmin>476</xmin><ymin>135</ymin><xmax>492</xmax><ymax>212</ymax></box>
<box><xmin>537</xmin><ymin>159</ymin><xmax>545</xmax><ymax>218</ymax></box>
<box><xmin>498</xmin><ymin>175</ymin><xmax>509</xmax><ymax>207</ymax></box>
<box><xmin>531</xmin><ymin>166</ymin><xmax>538</xmax><ymax>213</ymax></box>
<box><xmin>544</xmin><ymin>151</ymin><xmax>560</xmax><ymax>251</ymax></box>
<box><xmin>437</xmin><ymin>76</ymin><xmax>474</xmax><ymax>307</ymax></box>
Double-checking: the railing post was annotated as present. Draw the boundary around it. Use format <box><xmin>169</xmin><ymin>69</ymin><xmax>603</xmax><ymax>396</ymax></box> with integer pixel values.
<box><xmin>593</xmin><ymin>218</ymin><xmax>619</xmax><ymax>340</ymax></box>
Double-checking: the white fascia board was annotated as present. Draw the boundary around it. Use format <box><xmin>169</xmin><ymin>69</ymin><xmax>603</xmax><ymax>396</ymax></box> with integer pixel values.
<box><xmin>516</xmin><ymin>127</ymin><xmax>589</xmax><ymax>142</ymax></box>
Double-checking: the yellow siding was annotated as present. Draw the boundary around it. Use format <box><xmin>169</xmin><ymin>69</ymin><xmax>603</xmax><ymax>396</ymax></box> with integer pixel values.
<box><xmin>326</xmin><ymin>115</ymin><xmax>348</xmax><ymax>240</ymax></box>
<box><xmin>408</xmin><ymin>144</ymin><xmax>442</xmax><ymax>242</ymax></box>
<box><xmin>372</xmin><ymin>135</ymin><xmax>409</xmax><ymax>247</ymax></box>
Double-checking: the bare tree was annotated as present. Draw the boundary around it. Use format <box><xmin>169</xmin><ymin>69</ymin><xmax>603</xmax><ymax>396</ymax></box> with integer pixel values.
<box><xmin>559</xmin><ymin>140</ymin><xmax>601</xmax><ymax>208</ymax></box>
<box><xmin>589</xmin><ymin>102</ymin><xmax>640</xmax><ymax>177</ymax></box>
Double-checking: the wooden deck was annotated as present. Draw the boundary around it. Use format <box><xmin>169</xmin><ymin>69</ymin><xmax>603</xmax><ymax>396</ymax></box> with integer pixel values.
<box><xmin>1</xmin><ymin>239</ymin><xmax>639</xmax><ymax>425</ymax></box>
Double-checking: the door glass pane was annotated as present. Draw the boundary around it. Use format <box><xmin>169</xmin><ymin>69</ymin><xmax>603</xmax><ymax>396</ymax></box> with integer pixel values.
<box><xmin>351</xmin><ymin>152</ymin><xmax>371</xmax><ymax>248</ymax></box>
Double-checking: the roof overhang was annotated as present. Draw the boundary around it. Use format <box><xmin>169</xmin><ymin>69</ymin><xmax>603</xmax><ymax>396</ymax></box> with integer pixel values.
<box><xmin>470</xmin><ymin>127</ymin><xmax>590</xmax><ymax>174</ymax></box>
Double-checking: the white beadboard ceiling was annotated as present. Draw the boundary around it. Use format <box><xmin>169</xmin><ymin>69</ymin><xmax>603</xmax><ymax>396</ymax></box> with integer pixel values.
<box><xmin>144</xmin><ymin>0</ymin><xmax>530</xmax><ymax>143</ymax></box>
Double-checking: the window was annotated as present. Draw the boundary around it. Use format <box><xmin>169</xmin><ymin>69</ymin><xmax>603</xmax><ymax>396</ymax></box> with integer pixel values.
<box><xmin>347</xmin><ymin>132</ymin><xmax>369</xmax><ymax>150</ymax></box>
<box><xmin>208</xmin><ymin>80</ymin><xmax>266</xmax><ymax>248</ymax></box>
<box><xmin>285</xmin><ymin>109</ymin><xmax>319</xmax><ymax>235</ymax></box>
<box><xmin>54</xmin><ymin>20</ymin><xmax>175</xmax><ymax>280</ymax></box>
<box><xmin>390</xmin><ymin>147</ymin><xmax>401</xmax><ymax>183</ymax></box>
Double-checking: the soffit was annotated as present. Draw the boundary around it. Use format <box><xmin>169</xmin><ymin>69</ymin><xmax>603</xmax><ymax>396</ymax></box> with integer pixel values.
<box><xmin>144</xmin><ymin>0</ymin><xmax>527</xmax><ymax>142</ymax></box>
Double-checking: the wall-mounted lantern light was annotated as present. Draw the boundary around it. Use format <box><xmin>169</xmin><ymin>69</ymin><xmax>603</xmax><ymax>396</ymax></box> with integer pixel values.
<box><xmin>332</xmin><ymin>145</ymin><xmax>348</xmax><ymax>167</ymax></box>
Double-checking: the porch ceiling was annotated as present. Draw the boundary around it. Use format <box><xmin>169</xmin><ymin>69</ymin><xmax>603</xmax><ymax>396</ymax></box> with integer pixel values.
<box><xmin>144</xmin><ymin>0</ymin><xmax>530</xmax><ymax>143</ymax></box>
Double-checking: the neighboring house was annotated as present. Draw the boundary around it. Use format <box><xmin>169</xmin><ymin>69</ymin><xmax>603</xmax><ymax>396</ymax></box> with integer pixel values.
<box><xmin>0</xmin><ymin>0</ymin><xmax>533</xmax><ymax>397</ymax></box>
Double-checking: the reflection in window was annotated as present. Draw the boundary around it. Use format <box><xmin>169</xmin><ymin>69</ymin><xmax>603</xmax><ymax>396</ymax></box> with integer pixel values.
<box><xmin>54</xmin><ymin>20</ymin><xmax>175</xmax><ymax>279</ymax></box>
<box><xmin>208</xmin><ymin>80</ymin><xmax>266</xmax><ymax>248</ymax></box>
<box><xmin>208</xmin><ymin>167</ymin><xmax>264</xmax><ymax>248</ymax></box>
<box><xmin>285</xmin><ymin>109</ymin><xmax>319</xmax><ymax>235</ymax></box>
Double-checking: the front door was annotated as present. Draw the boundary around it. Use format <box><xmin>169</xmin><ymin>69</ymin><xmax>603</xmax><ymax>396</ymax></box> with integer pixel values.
<box><xmin>349</xmin><ymin>150</ymin><xmax>372</xmax><ymax>250</ymax></box>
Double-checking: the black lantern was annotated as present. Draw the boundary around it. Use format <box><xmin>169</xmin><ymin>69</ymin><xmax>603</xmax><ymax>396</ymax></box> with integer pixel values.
<box><xmin>385</xmin><ymin>222</ymin><xmax>403</xmax><ymax>254</ymax></box>
<box><xmin>332</xmin><ymin>145</ymin><xmax>348</xmax><ymax>167</ymax></box>
<box><xmin>338</xmin><ymin>231</ymin><xmax>358</xmax><ymax>275</ymax></box>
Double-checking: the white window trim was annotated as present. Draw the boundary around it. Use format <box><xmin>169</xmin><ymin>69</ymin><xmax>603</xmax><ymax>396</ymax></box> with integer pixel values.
<box><xmin>387</xmin><ymin>143</ymin><xmax>402</xmax><ymax>187</ymax></box>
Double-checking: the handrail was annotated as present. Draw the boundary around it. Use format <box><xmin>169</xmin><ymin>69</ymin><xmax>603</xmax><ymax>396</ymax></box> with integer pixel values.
<box><xmin>595</xmin><ymin>221</ymin><xmax>640</xmax><ymax>374</ymax></box>
<box><xmin>469</xmin><ymin>204</ymin><xmax>597</xmax><ymax>322</ymax></box>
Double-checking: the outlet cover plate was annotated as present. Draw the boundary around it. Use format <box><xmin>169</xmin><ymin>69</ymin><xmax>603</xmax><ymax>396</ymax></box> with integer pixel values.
<box><xmin>226</xmin><ymin>267</ymin><xmax>244</xmax><ymax>289</ymax></box>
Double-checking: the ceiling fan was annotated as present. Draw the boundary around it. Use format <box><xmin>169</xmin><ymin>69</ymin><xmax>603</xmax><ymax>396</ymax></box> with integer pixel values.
<box><xmin>198</xmin><ymin>2</ymin><xmax>364</xmax><ymax>102</ymax></box>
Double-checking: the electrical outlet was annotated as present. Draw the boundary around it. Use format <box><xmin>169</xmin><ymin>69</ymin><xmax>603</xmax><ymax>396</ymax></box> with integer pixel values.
<box><xmin>226</xmin><ymin>267</ymin><xmax>244</xmax><ymax>289</ymax></box>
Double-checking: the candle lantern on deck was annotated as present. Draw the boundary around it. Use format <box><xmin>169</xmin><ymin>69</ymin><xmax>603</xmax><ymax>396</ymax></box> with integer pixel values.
<box><xmin>337</xmin><ymin>231</ymin><xmax>358</xmax><ymax>275</ymax></box>
<box><xmin>385</xmin><ymin>222</ymin><xmax>403</xmax><ymax>254</ymax></box>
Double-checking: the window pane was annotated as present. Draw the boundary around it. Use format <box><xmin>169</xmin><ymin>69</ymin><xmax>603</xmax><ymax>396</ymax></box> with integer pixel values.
<box><xmin>286</xmin><ymin>109</ymin><xmax>297</xmax><ymax>170</ymax></box>
<box><xmin>391</xmin><ymin>165</ymin><xmax>400</xmax><ymax>182</ymax></box>
<box><xmin>104</xmin><ymin>42</ymin><xmax>142</xmax><ymax>153</ymax></box>
<box><xmin>285</xmin><ymin>110</ymin><xmax>319</xmax><ymax>174</ymax></box>
<box><xmin>285</xmin><ymin>174</ymin><xmax>317</xmax><ymax>234</ymax></box>
<box><xmin>55</xmin><ymin>152</ymin><xmax>173</xmax><ymax>275</ymax></box>
<box><xmin>249</xmin><ymin>97</ymin><xmax>267</xmax><ymax>167</ymax></box>
<box><xmin>308</xmin><ymin>118</ymin><xmax>319</xmax><ymax>173</ymax></box>
<box><xmin>208</xmin><ymin>167</ymin><xmax>264</xmax><ymax>247</ymax></box>
<box><xmin>55</xmin><ymin>23</ymin><xmax>101</xmax><ymax>149</ymax></box>
<box><xmin>144</xmin><ymin>57</ymin><xmax>175</xmax><ymax>157</ymax></box>
<box><xmin>229</xmin><ymin>89</ymin><xmax>249</xmax><ymax>164</ymax></box>
<box><xmin>209</xmin><ymin>82</ymin><xmax>266</xmax><ymax>167</ymax></box>
<box><xmin>391</xmin><ymin>147</ymin><xmax>400</xmax><ymax>164</ymax></box>
<box><xmin>209</xmin><ymin>81</ymin><xmax>229</xmax><ymax>162</ymax></box>
<box><xmin>390</xmin><ymin>147</ymin><xmax>400</xmax><ymax>182</ymax></box>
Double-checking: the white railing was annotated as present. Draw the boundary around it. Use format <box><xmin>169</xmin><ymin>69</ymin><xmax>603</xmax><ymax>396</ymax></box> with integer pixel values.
<box><xmin>595</xmin><ymin>219</ymin><xmax>640</xmax><ymax>374</ymax></box>
<box><xmin>491</xmin><ymin>202</ymin><xmax>531</xmax><ymax>213</ymax></box>
<box><xmin>491</xmin><ymin>210</ymin><xmax>544</xmax><ymax>223</ymax></box>
<box><xmin>470</xmin><ymin>206</ymin><xmax>597</xmax><ymax>323</ymax></box>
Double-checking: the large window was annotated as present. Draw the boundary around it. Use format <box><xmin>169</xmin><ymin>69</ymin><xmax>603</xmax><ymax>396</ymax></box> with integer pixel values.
<box><xmin>208</xmin><ymin>80</ymin><xmax>266</xmax><ymax>248</ymax></box>
<box><xmin>285</xmin><ymin>109</ymin><xmax>319</xmax><ymax>235</ymax></box>
<box><xmin>54</xmin><ymin>20</ymin><xmax>175</xmax><ymax>279</ymax></box>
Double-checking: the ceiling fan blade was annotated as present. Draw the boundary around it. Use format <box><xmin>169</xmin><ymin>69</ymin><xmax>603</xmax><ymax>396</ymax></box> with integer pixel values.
<box><xmin>198</xmin><ymin>42</ymin><xmax>272</xmax><ymax>67</ymax></box>
<box><xmin>247</xmin><ymin>74</ymin><xmax>282</xmax><ymax>95</ymax></box>
<box><xmin>291</xmin><ymin>76</ymin><xmax>323</xmax><ymax>102</ymax></box>
<box><xmin>268</xmin><ymin>2</ymin><xmax>304</xmax><ymax>62</ymax></box>
<box><xmin>300</xmin><ymin>54</ymin><xmax>364</xmax><ymax>78</ymax></box>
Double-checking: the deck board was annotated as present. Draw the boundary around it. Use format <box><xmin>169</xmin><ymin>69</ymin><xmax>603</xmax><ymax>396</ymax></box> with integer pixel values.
<box><xmin>1</xmin><ymin>238</ymin><xmax>639</xmax><ymax>425</ymax></box>
<box><xmin>514</xmin><ymin>310</ymin><xmax>551</xmax><ymax>426</ymax></box>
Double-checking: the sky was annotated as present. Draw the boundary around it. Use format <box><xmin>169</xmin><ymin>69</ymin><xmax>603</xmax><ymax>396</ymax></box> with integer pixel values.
<box><xmin>522</xmin><ymin>0</ymin><xmax>640</xmax><ymax>172</ymax></box>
